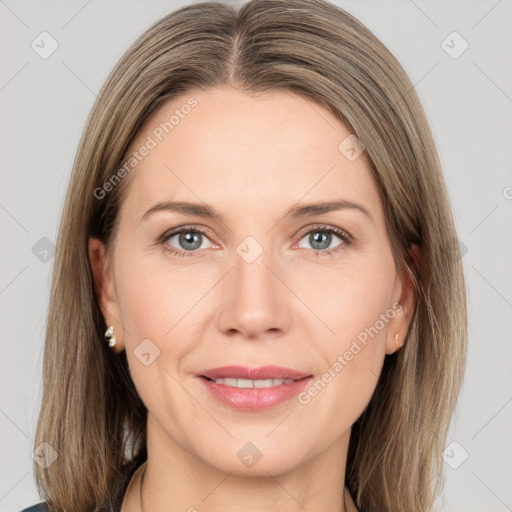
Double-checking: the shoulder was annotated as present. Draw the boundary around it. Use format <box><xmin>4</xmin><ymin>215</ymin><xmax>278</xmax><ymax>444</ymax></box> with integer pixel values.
<box><xmin>18</xmin><ymin>503</ymin><xmax>48</xmax><ymax>512</ymax></box>
<box><xmin>17</xmin><ymin>458</ymin><xmax>143</xmax><ymax>512</ymax></box>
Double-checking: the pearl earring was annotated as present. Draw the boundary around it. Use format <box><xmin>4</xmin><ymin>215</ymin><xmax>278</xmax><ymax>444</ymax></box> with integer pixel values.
<box><xmin>105</xmin><ymin>325</ymin><xmax>117</xmax><ymax>348</ymax></box>
<box><xmin>394</xmin><ymin>332</ymin><xmax>399</xmax><ymax>346</ymax></box>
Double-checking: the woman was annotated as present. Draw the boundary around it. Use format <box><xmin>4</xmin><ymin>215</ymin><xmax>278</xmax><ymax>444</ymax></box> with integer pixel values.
<box><xmin>21</xmin><ymin>0</ymin><xmax>467</xmax><ymax>511</ymax></box>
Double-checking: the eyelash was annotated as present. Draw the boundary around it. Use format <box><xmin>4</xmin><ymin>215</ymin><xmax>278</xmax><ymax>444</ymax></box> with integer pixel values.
<box><xmin>158</xmin><ymin>224</ymin><xmax>353</xmax><ymax>258</ymax></box>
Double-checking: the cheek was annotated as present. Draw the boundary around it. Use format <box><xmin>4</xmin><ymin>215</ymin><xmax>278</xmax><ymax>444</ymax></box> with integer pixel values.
<box><xmin>114</xmin><ymin>247</ymin><xmax>205</xmax><ymax>337</ymax></box>
<box><xmin>297</xmin><ymin>254</ymin><xmax>395</xmax><ymax>344</ymax></box>
<box><xmin>112</xmin><ymin>253</ymin><xmax>198</xmax><ymax>416</ymax></box>
<box><xmin>113</xmin><ymin>248</ymin><xmax>210</xmax><ymax>373</ymax></box>
<box><xmin>295</xmin><ymin>258</ymin><xmax>394</xmax><ymax>416</ymax></box>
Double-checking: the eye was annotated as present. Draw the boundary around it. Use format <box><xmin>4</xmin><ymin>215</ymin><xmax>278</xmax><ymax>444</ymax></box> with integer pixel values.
<box><xmin>295</xmin><ymin>224</ymin><xmax>352</xmax><ymax>256</ymax></box>
<box><xmin>159</xmin><ymin>226</ymin><xmax>215</xmax><ymax>258</ymax></box>
<box><xmin>158</xmin><ymin>223</ymin><xmax>352</xmax><ymax>258</ymax></box>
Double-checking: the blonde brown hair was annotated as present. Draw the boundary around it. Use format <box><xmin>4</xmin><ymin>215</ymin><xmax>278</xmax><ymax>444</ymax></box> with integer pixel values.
<box><xmin>34</xmin><ymin>1</ymin><xmax>468</xmax><ymax>510</ymax></box>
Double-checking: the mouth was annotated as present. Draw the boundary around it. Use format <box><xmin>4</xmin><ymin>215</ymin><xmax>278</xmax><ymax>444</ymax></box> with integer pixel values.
<box><xmin>196</xmin><ymin>365</ymin><xmax>313</xmax><ymax>411</ymax></box>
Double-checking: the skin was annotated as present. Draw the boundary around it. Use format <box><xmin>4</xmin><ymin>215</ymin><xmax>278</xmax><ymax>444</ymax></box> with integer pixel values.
<box><xmin>89</xmin><ymin>86</ymin><xmax>417</xmax><ymax>512</ymax></box>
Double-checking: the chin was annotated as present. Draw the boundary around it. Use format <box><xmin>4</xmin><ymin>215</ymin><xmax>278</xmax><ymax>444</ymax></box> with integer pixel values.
<box><xmin>201</xmin><ymin>439</ymin><xmax>310</xmax><ymax>477</ymax></box>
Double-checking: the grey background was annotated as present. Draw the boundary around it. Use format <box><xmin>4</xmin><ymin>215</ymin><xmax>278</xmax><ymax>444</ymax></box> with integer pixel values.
<box><xmin>1</xmin><ymin>1</ymin><xmax>511</xmax><ymax>511</ymax></box>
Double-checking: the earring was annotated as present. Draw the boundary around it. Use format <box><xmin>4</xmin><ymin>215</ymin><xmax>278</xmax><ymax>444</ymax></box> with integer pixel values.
<box><xmin>105</xmin><ymin>325</ymin><xmax>117</xmax><ymax>348</ymax></box>
<box><xmin>394</xmin><ymin>332</ymin><xmax>400</xmax><ymax>346</ymax></box>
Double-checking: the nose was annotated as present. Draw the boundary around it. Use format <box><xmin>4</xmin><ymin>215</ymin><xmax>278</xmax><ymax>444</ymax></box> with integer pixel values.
<box><xmin>215</xmin><ymin>243</ymin><xmax>291</xmax><ymax>340</ymax></box>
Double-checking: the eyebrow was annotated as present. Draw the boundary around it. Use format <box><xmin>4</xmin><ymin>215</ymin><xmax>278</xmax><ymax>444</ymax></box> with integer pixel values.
<box><xmin>140</xmin><ymin>199</ymin><xmax>373</xmax><ymax>224</ymax></box>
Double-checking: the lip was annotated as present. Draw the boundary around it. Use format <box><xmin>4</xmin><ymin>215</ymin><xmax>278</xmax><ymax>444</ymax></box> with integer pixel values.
<box><xmin>196</xmin><ymin>365</ymin><xmax>313</xmax><ymax>412</ymax></box>
<box><xmin>198</xmin><ymin>365</ymin><xmax>311</xmax><ymax>380</ymax></box>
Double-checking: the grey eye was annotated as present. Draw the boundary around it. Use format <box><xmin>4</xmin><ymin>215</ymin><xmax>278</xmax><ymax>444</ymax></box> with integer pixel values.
<box><xmin>298</xmin><ymin>230</ymin><xmax>343</xmax><ymax>251</ymax></box>
<box><xmin>166</xmin><ymin>230</ymin><xmax>212</xmax><ymax>251</ymax></box>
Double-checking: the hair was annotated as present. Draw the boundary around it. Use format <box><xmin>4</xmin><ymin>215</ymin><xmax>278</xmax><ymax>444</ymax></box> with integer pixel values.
<box><xmin>33</xmin><ymin>1</ymin><xmax>468</xmax><ymax>511</ymax></box>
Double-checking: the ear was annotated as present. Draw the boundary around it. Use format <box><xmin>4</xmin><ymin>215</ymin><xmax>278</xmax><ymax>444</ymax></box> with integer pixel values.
<box><xmin>88</xmin><ymin>237</ymin><xmax>124</xmax><ymax>353</ymax></box>
<box><xmin>385</xmin><ymin>243</ymin><xmax>421</xmax><ymax>355</ymax></box>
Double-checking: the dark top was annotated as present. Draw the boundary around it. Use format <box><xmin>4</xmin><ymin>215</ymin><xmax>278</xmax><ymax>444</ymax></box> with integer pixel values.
<box><xmin>19</xmin><ymin>459</ymin><xmax>141</xmax><ymax>512</ymax></box>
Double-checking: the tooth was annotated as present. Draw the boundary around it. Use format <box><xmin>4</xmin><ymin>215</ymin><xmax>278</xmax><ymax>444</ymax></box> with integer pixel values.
<box><xmin>211</xmin><ymin>377</ymin><xmax>297</xmax><ymax>388</ymax></box>
<box><xmin>236</xmin><ymin>378</ymin><xmax>254</xmax><ymax>388</ymax></box>
<box><xmin>254</xmin><ymin>379</ymin><xmax>274</xmax><ymax>388</ymax></box>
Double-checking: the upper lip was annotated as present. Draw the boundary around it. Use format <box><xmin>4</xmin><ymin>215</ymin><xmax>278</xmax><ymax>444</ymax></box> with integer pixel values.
<box><xmin>199</xmin><ymin>365</ymin><xmax>312</xmax><ymax>381</ymax></box>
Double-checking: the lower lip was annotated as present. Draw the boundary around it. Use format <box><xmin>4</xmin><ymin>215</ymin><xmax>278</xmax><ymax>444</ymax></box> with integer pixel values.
<box><xmin>198</xmin><ymin>376</ymin><xmax>313</xmax><ymax>411</ymax></box>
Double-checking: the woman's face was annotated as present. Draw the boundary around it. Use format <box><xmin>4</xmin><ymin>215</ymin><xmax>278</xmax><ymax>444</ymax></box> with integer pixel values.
<box><xmin>90</xmin><ymin>86</ymin><xmax>415</xmax><ymax>476</ymax></box>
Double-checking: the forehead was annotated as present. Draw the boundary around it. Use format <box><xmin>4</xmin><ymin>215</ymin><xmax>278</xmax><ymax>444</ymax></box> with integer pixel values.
<box><xmin>119</xmin><ymin>86</ymin><xmax>383</xmax><ymax>227</ymax></box>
